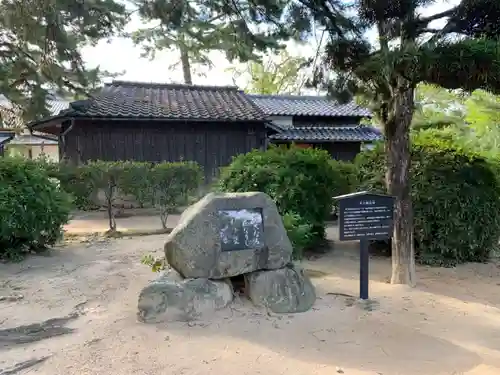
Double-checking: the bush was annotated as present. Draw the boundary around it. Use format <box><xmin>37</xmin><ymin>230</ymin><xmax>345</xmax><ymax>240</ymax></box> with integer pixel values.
<box><xmin>217</xmin><ymin>145</ymin><xmax>340</xmax><ymax>247</ymax></box>
<box><xmin>119</xmin><ymin>161</ymin><xmax>153</xmax><ymax>208</ymax></box>
<box><xmin>0</xmin><ymin>157</ymin><xmax>72</xmax><ymax>260</ymax></box>
<box><xmin>83</xmin><ymin>160</ymin><xmax>128</xmax><ymax>231</ymax></box>
<box><xmin>282</xmin><ymin>212</ymin><xmax>314</xmax><ymax>260</ymax></box>
<box><xmin>355</xmin><ymin>136</ymin><xmax>500</xmax><ymax>266</ymax></box>
<box><xmin>329</xmin><ymin>159</ymin><xmax>358</xmax><ymax>215</ymax></box>
<box><xmin>150</xmin><ymin>161</ymin><xmax>203</xmax><ymax>228</ymax></box>
<box><xmin>34</xmin><ymin>158</ymin><xmax>95</xmax><ymax>210</ymax></box>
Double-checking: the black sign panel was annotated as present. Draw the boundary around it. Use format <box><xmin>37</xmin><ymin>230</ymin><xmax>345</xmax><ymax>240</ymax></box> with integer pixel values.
<box><xmin>336</xmin><ymin>192</ymin><xmax>394</xmax><ymax>241</ymax></box>
<box><xmin>218</xmin><ymin>208</ymin><xmax>265</xmax><ymax>251</ymax></box>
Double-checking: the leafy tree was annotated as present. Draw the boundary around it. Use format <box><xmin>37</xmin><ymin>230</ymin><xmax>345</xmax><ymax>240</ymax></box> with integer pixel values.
<box><xmin>227</xmin><ymin>50</ymin><xmax>308</xmax><ymax>94</ymax></box>
<box><xmin>0</xmin><ymin>0</ymin><xmax>127</xmax><ymax>122</ymax></box>
<box><xmin>130</xmin><ymin>0</ymin><xmax>289</xmax><ymax>84</ymax></box>
<box><xmin>413</xmin><ymin>86</ymin><xmax>500</xmax><ymax>156</ymax></box>
<box><xmin>412</xmin><ymin>84</ymin><xmax>466</xmax><ymax>131</ymax></box>
<box><xmin>464</xmin><ymin>90</ymin><xmax>500</xmax><ymax>154</ymax></box>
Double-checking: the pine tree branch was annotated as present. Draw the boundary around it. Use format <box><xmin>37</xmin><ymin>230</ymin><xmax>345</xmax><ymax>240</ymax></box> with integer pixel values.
<box><xmin>417</xmin><ymin>7</ymin><xmax>458</xmax><ymax>25</ymax></box>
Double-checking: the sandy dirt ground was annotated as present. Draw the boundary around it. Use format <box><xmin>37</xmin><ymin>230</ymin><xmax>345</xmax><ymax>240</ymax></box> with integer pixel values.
<box><xmin>2</xmin><ymin>217</ymin><xmax>500</xmax><ymax>375</ymax></box>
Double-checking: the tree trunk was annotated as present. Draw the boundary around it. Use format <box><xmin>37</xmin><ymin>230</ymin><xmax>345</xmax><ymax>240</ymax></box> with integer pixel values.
<box><xmin>106</xmin><ymin>185</ymin><xmax>116</xmax><ymax>231</ymax></box>
<box><xmin>160</xmin><ymin>209</ymin><xmax>168</xmax><ymax>229</ymax></box>
<box><xmin>384</xmin><ymin>87</ymin><xmax>417</xmax><ymax>286</ymax></box>
<box><xmin>179</xmin><ymin>46</ymin><xmax>192</xmax><ymax>85</ymax></box>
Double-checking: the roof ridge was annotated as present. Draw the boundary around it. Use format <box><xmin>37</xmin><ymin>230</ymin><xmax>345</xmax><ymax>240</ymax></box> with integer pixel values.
<box><xmin>107</xmin><ymin>80</ymin><xmax>239</xmax><ymax>92</ymax></box>
<box><xmin>248</xmin><ymin>94</ymin><xmax>330</xmax><ymax>101</ymax></box>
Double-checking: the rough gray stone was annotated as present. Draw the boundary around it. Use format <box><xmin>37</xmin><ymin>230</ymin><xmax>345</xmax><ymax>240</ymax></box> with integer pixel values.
<box><xmin>246</xmin><ymin>265</ymin><xmax>316</xmax><ymax>313</ymax></box>
<box><xmin>137</xmin><ymin>269</ymin><xmax>233</xmax><ymax>323</ymax></box>
<box><xmin>165</xmin><ymin>192</ymin><xmax>293</xmax><ymax>279</ymax></box>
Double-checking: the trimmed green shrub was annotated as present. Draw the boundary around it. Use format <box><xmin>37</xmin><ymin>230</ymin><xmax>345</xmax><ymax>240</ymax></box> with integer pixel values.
<box><xmin>329</xmin><ymin>159</ymin><xmax>358</xmax><ymax>215</ymax></box>
<box><xmin>53</xmin><ymin>162</ymin><xmax>96</xmax><ymax>210</ymax></box>
<box><xmin>119</xmin><ymin>161</ymin><xmax>153</xmax><ymax>208</ymax></box>
<box><xmin>34</xmin><ymin>158</ymin><xmax>95</xmax><ymax>211</ymax></box>
<box><xmin>282</xmin><ymin>212</ymin><xmax>314</xmax><ymax>260</ymax></box>
<box><xmin>0</xmin><ymin>157</ymin><xmax>72</xmax><ymax>260</ymax></box>
<box><xmin>150</xmin><ymin>161</ymin><xmax>203</xmax><ymax>228</ymax></box>
<box><xmin>83</xmin><ymin>160</ymin><xmax>128</xmax><ymax>231</ymax></box>
<box><xmin>217</xmin><ymin>145</ymin><xmax>340</xmax><ymax>247</ymax></box>
<box><xmin>355</xmin><ymin>136</ymin><xmax>500</xmax><ymax>266</ymax></box>
<box><xmin>329</xmin><ymin>159</ymin><xmax>358</xmax><ymax>194</ymax></box>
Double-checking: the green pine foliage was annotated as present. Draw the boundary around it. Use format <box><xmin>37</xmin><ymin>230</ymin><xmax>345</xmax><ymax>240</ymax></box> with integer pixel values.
<box><xmin>355</xmin><ymin>136</ymin><xmax>500</xmax><ymax>266</ymax></box>
<box><xmin>0</xmin><ymin>0</ymin><xmax>127</xmax><ymax>121</ymax></box>
<box><xmin>130</xmin><ymin>0</ymin><xmax>292</xmax><ymax>83</ymax></box>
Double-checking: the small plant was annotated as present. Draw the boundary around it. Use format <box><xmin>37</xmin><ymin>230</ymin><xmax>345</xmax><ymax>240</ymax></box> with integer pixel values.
<box><xmin>141</xmin><ymin>254</ymin><xmax>166</xmax><ymax>272</ymax></box>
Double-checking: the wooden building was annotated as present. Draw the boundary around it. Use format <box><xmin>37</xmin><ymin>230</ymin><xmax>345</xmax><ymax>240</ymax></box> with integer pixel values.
<box><xmin>249</xmin><ymin>94</ymin><xmax>381</xmax><ymax>161</ymax></box>
<box><xmin>28</xmin><ymin>81</ymin><xmax>381</xmax><ymax>178</ymax></box>
<box><xmin>29</xmin><ymin>81</ymin><xmax>268</xmax><ymax>179</ymax></box>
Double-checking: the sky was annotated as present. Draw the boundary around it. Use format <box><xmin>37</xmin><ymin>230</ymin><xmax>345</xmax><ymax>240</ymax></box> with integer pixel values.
<box><xmin>81</xmin><ymin>0</ymin><xmax>461</xmax><ymax>88</ymax></box>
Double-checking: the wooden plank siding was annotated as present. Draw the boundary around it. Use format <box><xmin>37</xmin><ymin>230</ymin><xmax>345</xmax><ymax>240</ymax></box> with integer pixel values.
<box><xmin>271</xmin><ymin>141</ymin><xmax>361</xmax><ymax>161</ymax></box>
<box><xmin>316</xmin><ymin>142</ymin><xmax>361</xmax><ymax>161</ymax></box>
<box><xmin>60</xmin><ymin>119</ymin><xmax>267</xmax><ymax>180</ymax></box>
<box><xmin>292</xmin><ymin>116</ymin><xmax>363</xmax><ymax>127</ymax></box>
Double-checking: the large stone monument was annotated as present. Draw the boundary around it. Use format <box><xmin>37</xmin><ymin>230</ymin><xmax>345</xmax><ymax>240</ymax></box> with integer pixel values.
<box><xmin>138</xmin><ymin>192</ymin><xmax>316</xmax><ymax>323</ymax></box>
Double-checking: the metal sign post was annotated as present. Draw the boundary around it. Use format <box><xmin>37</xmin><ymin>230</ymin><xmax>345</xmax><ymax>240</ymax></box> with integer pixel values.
<box><xmin>334</xmin><ymin>191</ymin><xmax>395</xmax><ymax>300</ymax></box>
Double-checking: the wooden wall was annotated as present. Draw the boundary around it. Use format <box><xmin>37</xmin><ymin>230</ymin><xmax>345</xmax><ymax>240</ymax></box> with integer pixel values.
<box><xmin>60</xmin><ymin>119</ymin><xmax>267</xmax><ymax>180</ymax></box>
<box><xmin>292</xmin><ymin>116</ymin><xmax>363</xmax><ymax>127</ymax></box>
<box><xmin>271</xmin><ymin>141</ymin><xmax>361</xmax><ymax>161</ymax></box>
<box><xmin>316</xmin><ymin>142</ymin><xmax>361</xmax><ymax>161</ymax></box>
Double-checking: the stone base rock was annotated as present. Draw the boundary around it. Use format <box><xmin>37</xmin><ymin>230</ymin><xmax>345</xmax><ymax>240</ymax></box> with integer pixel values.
<box><xmin>246</xmin><ymin>265</ymin><xmax>316</xmax><ymax>313</ymax></box>
<box><xmin>137</xmin><ymin>269</ymin><xmax>233</xmax><ymax>323</ymax></box>
<box><xmin>165</xmin><ymin>192</ymin><xmax>293</xmax><ymax>279</ymax></box>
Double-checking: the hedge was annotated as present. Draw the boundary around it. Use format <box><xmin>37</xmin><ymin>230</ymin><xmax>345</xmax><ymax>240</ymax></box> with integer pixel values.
<box><xmin>40</xmin><ymin>160</ymin><xmax>203</xmax><ymax>231</ymax></box>
<box><xmin>355</xmin><ymin>136</ymin><xmax>500</xmax><ymax>266</ymax></box>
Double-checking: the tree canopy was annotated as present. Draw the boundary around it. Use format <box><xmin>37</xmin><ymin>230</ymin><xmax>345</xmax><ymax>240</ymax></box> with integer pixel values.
<box><xmin>0</xmin><ymin>0</ymin><xmax>127</xmax><ymax>121</ymax></box>
<box><xmin>215</xmin><ymin>0</ymin><xmax>500</xmax><ymax>285</ymax></box>
<box><xmin>130</xmin><ymin>0</ymin><xmax>293</xmax><ymax>84</ymax></box>
<box><xmin>227</xmin><ymin>51</ymin><xmax>308</xmax><ymax>94</ymax></box>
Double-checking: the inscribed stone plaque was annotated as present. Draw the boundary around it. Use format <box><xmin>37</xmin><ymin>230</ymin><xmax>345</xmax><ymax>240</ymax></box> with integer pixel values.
<box><xmin>219</xmin><ymin>208</ymin><xmax>264</xmax><ymax>251</ymax></box>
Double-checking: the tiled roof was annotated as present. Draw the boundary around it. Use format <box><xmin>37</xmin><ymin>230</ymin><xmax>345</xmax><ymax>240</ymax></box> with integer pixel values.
<box><xmin>63</xmin><ymin>81</ymin><xmax>267</xmax><ymax>121</ymax></box>
<box><xmin>47</xmin><ymin>100</ymin><xmax>71</xmax><ymax>116</ymax></box>
<box><xmin>268</xmin><ymin>126</ymin><xmax>382</xmax><ymax>142</ymax></box>
<box><xmin>0</xmin><ymin>131</ymin><xmax>14</xmax><ymax>145</ymax></box>
<box><xmin>249</xmin><ymin>94</ymin><xmax>371</xmax><ymax>117</ymax></box>
<box><xmin>0</xmin><ymin>96</ymin><xmax>70</xmax><ymax>128</ymax></box>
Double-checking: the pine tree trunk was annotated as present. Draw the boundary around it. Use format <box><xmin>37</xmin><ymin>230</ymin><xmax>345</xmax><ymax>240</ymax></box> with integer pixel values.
<box><xmin>179</xmin><ymin>46</ymin><xmax>192</xmax><ymax>85</ymax></box>
<box><xmin>384</xmin><ymin>87</ymin><xmax>417</xmax><ymax>286</ymax></box>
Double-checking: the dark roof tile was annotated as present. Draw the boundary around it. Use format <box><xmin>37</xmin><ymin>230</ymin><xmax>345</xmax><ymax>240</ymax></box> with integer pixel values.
<box><xmin>0</xmin><ymin>130</ymin><xmax>15</xmax><ymax>145</ymax></box>
<box><xmin>249</xmin><ymin>94</ymin><xmax>371</xmax><ymax>117</ymax></box>
<box><xmin>65</xmin><ymin>81</ymin><xmax>267</xmax><ymax>121</ymax></box>
<box><xmin>269</xmin><ymin>126</ymin><xmax>382</xmax><ymax>142</ymax></box>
